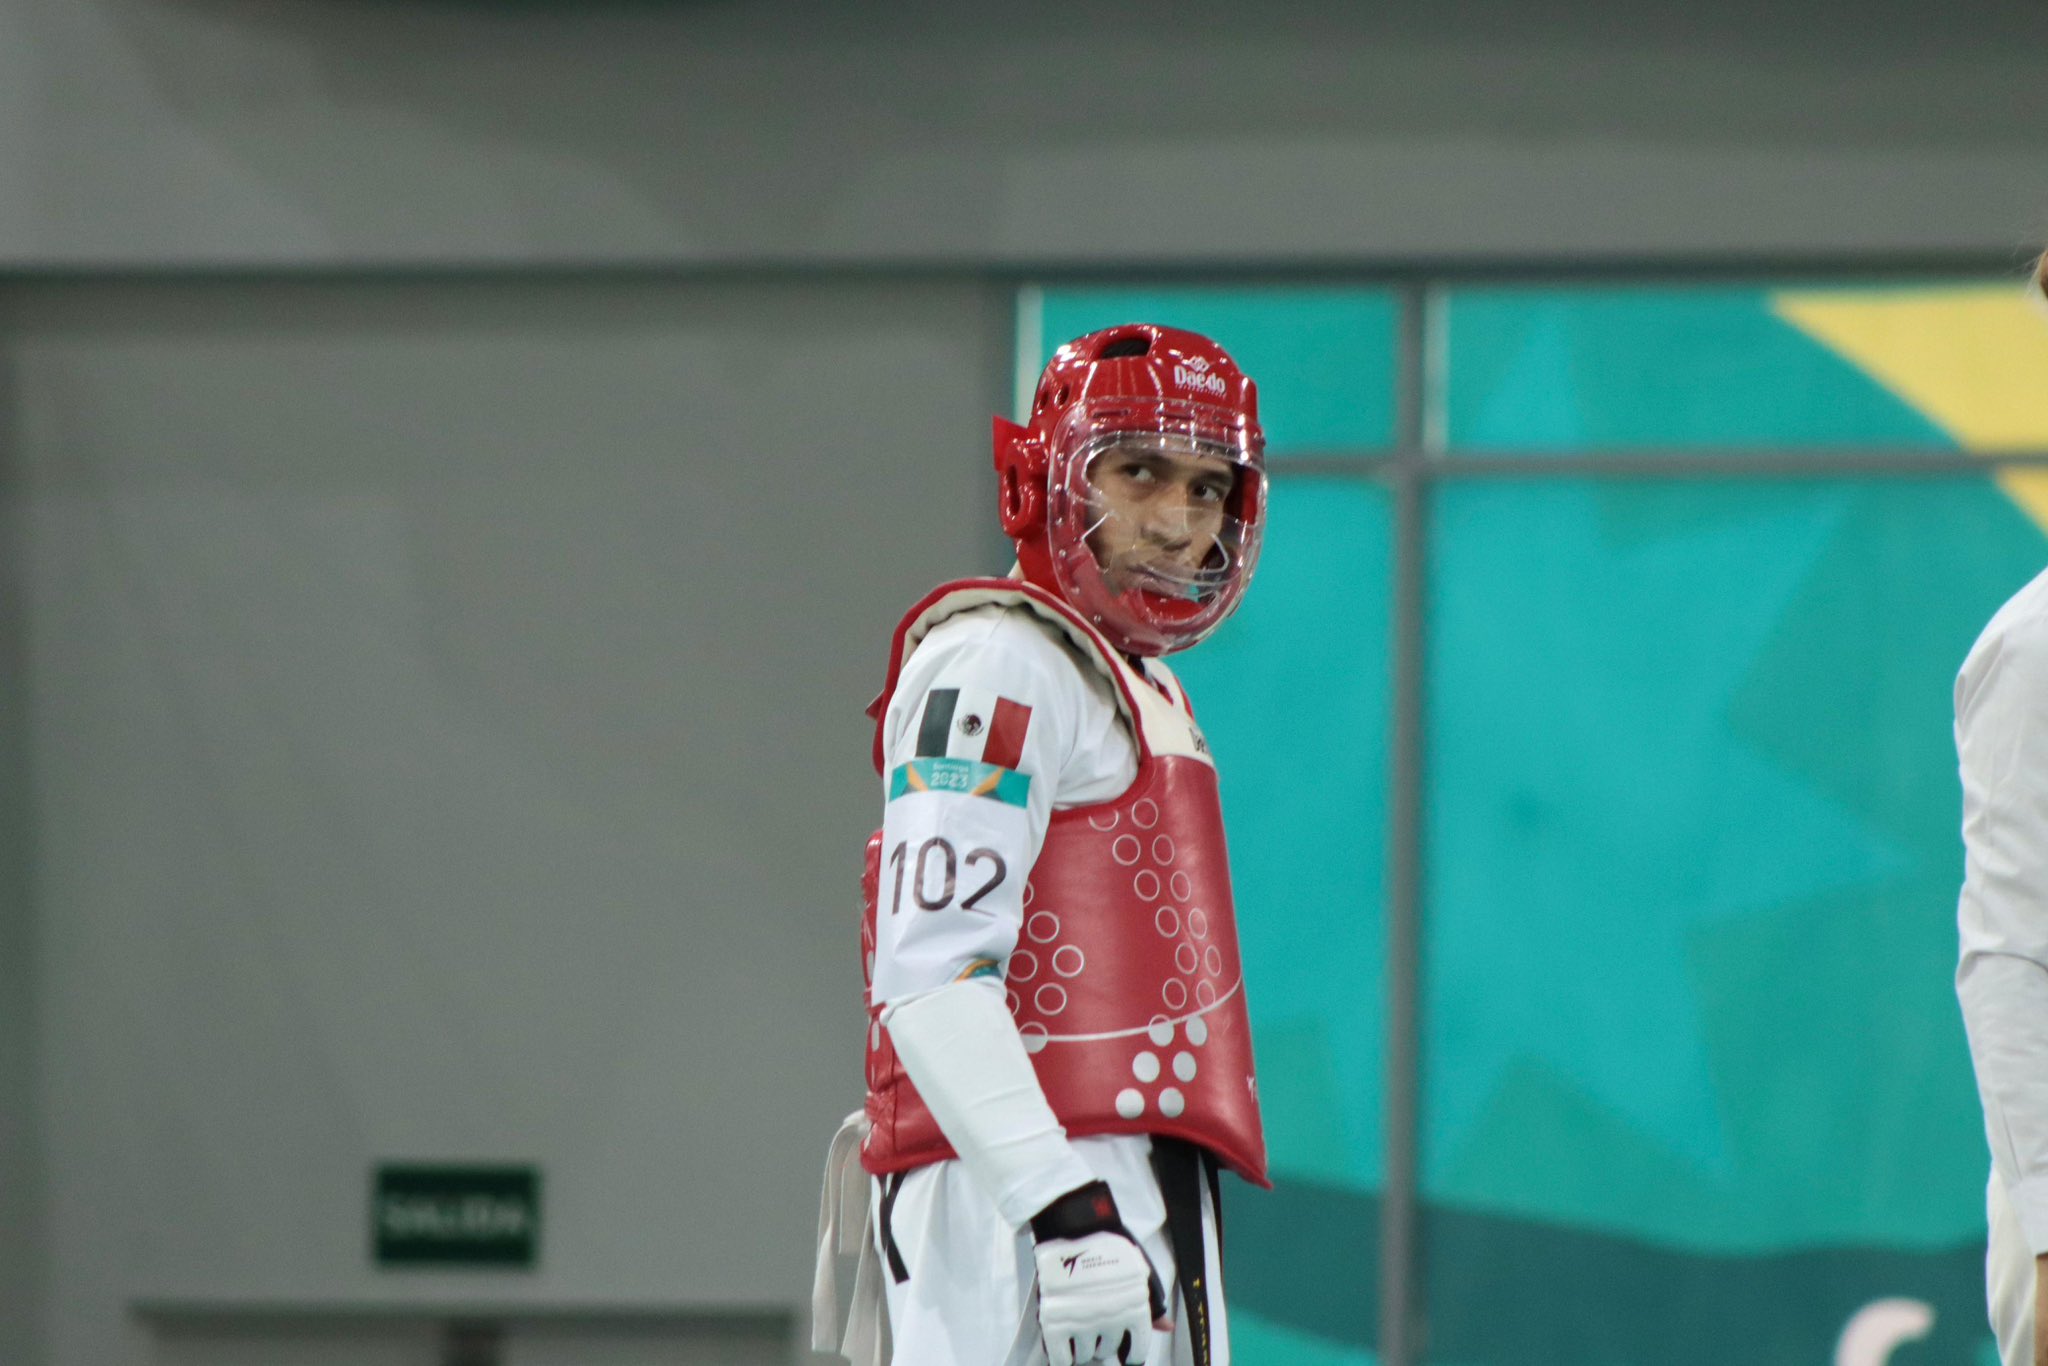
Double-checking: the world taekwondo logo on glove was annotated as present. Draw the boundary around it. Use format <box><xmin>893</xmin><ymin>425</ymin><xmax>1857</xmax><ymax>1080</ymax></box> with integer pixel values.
<box><xmin>1056</xmin><ymin>1247</ymin><xmax>1121</xmax><ymax>1277</ymax></box>
<box><xmin>1174</xmin><ymin>354</ymin><xmax>1228</xmax><ymax>397</ymax></box>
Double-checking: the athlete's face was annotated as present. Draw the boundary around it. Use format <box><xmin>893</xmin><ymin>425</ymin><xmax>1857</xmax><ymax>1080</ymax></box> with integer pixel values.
<box><xmin>1084</xmin><ymin>437</ymin><xmax>1238</xmax><ymax>594</ymax></box>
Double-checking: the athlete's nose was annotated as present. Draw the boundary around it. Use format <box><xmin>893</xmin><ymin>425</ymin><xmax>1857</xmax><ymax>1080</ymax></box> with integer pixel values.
<box><xmin>1142</xmin><ymin>491</ymin><xmax>1197</xmax><ymax>550</ymax></box>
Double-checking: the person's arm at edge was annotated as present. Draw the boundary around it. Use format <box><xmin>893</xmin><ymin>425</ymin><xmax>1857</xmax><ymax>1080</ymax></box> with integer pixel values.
<box><xmin>1957</xmin><ymin>606</ymin><xmax>2048</xmax><ymax>1366</ymax></box>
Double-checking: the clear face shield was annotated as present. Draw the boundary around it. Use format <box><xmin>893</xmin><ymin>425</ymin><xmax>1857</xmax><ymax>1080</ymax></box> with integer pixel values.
<box><xmin>1043</xmin><ymin>401</ymin><xmax>1266</xmax><ymax>656</ymax></box>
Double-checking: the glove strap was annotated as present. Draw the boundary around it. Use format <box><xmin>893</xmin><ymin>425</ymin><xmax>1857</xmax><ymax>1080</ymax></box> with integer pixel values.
<box><xmin>1029</xmin><ymin>1180</ymin><xmax>1123</xmax><ymax>1242</ymax></box>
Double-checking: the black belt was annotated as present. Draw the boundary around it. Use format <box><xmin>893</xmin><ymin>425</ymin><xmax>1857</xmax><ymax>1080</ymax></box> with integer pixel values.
<box><xmin>877</xmin><ymin>1172</ymin><xmax>910</xmax><ymax>1284</ymax></box>
<box><xmin>1149</xmin><ymin>1138</ymin><xmax>1222</xmax><ymax>1366</ymax></box>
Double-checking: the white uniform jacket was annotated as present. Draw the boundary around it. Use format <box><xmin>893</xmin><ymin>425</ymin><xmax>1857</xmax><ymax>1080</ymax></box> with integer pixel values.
<box><xmin>1958</xmin><ymin>565</ymin><xmax>2048</xmax><ymax>1366</ymax></box>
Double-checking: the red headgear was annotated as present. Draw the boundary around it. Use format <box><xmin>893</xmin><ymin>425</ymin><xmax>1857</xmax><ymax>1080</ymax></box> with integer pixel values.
<box><xmin>994</xmin><ymin>324</ymin><xmax>1267</xmax><ymax>656</ymax></box>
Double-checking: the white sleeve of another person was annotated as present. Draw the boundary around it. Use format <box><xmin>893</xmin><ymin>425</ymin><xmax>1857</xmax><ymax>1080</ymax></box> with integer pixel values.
<box><xmin>1958</xmin><ymin>583</ymin><xmax>2048</xmax><ymax>1255</ymax></box>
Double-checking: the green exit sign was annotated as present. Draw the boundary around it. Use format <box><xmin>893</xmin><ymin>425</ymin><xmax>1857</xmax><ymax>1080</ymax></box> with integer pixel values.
<box><xmin>373</xmin><ymin>1164</ymin><xmax>540</xmax><ymax>1268</ymax></box>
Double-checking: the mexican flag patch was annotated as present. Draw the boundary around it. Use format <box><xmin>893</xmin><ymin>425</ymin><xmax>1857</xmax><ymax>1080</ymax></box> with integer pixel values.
<box><xmin>914</xmin><ymin>688</ymin><xmax>1033</xmax><ymax>769</ymax></box>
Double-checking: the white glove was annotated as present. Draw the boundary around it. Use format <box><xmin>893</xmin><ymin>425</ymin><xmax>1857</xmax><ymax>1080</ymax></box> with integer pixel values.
<box><xmin>1035</xmin><ymin>1230</ymin><xmax>1158</xmax><ymax>1365</ymax></box>
<box><xmin>1030</xmin><ymin>1181</ymin><xmax>1168</xmax><ymax>1366</ymax></box>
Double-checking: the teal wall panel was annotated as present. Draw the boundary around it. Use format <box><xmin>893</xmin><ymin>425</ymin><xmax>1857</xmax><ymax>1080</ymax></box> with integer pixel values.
<box><xmin>1178</xmin><ymin>480</ymin><xmax>1393</xmax><ymax>1191</ymax></box>
<box><xmin>1420</xmin><ymin>475</ymin><xmax>2048</xmax><ymax>1365</ymax></box>
<box><xmin>1175</xmin><ymin>480</ymin><xmax>1392</xmax><ymax>1365</ymax></box>
<box><xmin>1434</xmin><ymin>284</ymin><xmax>1957</xmax><ymax>453</ymax></box>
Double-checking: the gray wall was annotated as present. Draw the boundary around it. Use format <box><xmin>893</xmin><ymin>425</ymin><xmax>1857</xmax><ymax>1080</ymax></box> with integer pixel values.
<box><xmin>1</xmin><ymin>363</ymin><xmax>44</xmax><ymax>1366</ymax></box>
<box><xmin>0</xmin><ymin>0</ymin><xmax>2042</xmax><ymax>269</ymax></box>
<box><xmin>4</xmin><ymin>275</ymin><xmax>1004</xmax><ymax>1365</ymax></box>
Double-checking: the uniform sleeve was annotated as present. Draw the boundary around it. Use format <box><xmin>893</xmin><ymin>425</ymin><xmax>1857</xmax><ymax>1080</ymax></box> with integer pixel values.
<box><xmin>1957</xmin><ymin>611</ymin><xmax>2048</xmax><ymax>1253</ymax></box>
<box><xmin>869</xmin><ymin>609</ymin><xmax>1080</xmax><ymax>1006</ymax></box>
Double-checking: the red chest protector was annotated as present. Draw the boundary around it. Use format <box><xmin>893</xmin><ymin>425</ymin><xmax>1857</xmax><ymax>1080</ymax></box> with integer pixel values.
<box><xmin>859</xmin><ymin>578</ymin><xmax>1270</xmax><ymax>1188</ymax></box>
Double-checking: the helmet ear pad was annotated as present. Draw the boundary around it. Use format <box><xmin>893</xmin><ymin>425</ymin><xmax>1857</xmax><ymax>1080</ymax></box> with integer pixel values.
<box><xmin>993</xmin><ymin>416</ymin><xmax>1046</xmax><ymax>538</ymax></box>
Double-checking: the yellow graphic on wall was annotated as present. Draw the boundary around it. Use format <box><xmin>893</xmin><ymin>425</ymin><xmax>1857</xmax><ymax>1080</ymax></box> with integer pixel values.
<box><xmin>1773</xmin><ymin>286</ymin><xmax>2048</xmax><ymax>530</ymax></box>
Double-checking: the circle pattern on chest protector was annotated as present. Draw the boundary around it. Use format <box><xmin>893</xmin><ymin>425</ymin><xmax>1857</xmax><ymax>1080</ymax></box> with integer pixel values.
<box><xmin>999</xmin><ymin>777</ymin><xmax>1240</xmax><ymax>1065</ymax></box>
<box><xmin>1116</xmin><ymin>1088</ymin><xmax>1145</xmax><ymax>1119</ymax></box>
<box><xmin>1159</xmin><ymin>1088</ymin><xmax>1186</xmax><ymax>1119</ymax></box>
<box><xmin>1020</xmin><ymin>1022</ymin><xmax>1049</xmax><ymax>1054</ymax></box>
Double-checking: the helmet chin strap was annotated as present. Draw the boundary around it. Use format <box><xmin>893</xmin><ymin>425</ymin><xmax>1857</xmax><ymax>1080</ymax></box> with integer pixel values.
<box><xmin>1121</xmin><ymin>570</ymin><xmax>1207</xmax><ymax>604</ymax></box>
